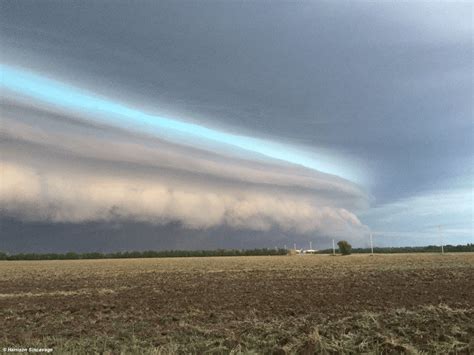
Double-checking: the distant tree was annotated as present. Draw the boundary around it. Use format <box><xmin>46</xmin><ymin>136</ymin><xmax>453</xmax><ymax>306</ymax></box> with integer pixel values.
<box><xmin>65</xmin><ymin>252</ymin><xmax>79</xmax><ymax>260</ymax></box>
<box><xmin>337</xmin><ymin>240</ymin><xmax>352</xmax><ymax>255</ymax></box>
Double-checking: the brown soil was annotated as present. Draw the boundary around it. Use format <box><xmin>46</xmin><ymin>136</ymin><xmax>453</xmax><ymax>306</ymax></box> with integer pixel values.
<box><xmin>1</xmin><ymin>253</ymin><xmax>473</xmax><ymax>353</ymax></box>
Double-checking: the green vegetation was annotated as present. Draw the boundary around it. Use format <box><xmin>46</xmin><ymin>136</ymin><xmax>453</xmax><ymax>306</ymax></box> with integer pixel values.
<box><xmin>1</xmin><ymin>244</ymin><xmax>472</xmax><ymax>261</ymax></box>
<box><xmin>0</xmin><ymin>248</ymin><xmax>287</xmax><ymax>261</ymax></box>
<box><xmin>337</xmin><ymin>240</ymin><xmax>352</xmax><ymax>255</ymax></box>
<box><xmin>318</xmin><ymin>243</ymin><xmax>474</xmax><ymax>254</ymax></box>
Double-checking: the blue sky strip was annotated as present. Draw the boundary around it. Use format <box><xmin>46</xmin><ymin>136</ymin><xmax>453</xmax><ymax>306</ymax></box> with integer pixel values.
<box><xmin>1</xmin><ymin>64</ymin><xmax>359</xmax><ymax>182</ymax></box>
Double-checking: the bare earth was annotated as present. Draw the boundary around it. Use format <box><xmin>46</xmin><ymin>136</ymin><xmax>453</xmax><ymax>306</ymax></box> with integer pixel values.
<box><xmin>1</xmin><ymin>253</ymin><xmax>473</xmax><ymax>354</ymax></box>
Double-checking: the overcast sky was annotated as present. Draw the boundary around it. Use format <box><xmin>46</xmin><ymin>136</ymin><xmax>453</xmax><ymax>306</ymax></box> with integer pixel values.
<box><xmin>1</xmin><ymin>1</ymin><xmax>472</xmax><ymax>252</ymax></box>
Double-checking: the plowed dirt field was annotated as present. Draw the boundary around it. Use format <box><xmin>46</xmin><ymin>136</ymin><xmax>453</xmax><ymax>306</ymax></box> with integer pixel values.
<box><xmin>1</xmin><ymin>253</ymin><xmax>473</xmax><ymax>353</ymax></box>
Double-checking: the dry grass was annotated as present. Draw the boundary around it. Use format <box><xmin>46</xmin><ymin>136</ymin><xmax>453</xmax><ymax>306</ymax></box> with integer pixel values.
<box><xmin>1</xmin><ymin>253</ymin><xmax>473</xmax><ymax>354</ymax></box>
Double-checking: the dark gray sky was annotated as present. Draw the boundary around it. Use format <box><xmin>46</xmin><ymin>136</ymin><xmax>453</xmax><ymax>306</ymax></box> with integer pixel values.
<box><xmin>1</xmin><ymin>1</ymin><xmax>472</xmax><ymax>252</ymax></box>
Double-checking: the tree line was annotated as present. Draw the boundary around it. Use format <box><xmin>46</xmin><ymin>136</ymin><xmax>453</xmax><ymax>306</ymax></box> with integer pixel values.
<box><xmin>0</xmin><ymin>248</ymin><xmax>288</xmax><ymax>261</ymax></box>
<box><xmin>1</xmin><ymin>244</ymin><xmax>472</xmax><ymax>260</ymax></box>
<box><xmin>318</xmin><ymin>243</ymin><xmax>474</xmax><ymax>254</ymax></box>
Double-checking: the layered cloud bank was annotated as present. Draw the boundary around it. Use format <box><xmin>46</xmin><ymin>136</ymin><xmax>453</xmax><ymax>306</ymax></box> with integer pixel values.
<box><xmin>1</xmin><ymin>95</ymin><xmax>369</xmax><ymax>241</ymax></box>
<box><xmin>1</xmin><ymin>161</ymin><xmax>365</xmax><ymax>236</ymax></box>
<box><xmin>1</xmin><ymin>1</ymin><xmax>472</xmax><ymax>252</ymax></box>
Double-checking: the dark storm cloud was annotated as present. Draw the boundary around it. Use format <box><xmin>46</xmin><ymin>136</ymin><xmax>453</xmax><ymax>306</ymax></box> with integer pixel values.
<box><xmin>0</xmin><ymin>1</ymin><xmax>472</xmax><ymax>250</ymax></box>
<box><xmin>1</xmin><ymin>98</ymin><xmax>369</xmax><ymax>241</ymax></box>
<box><xmin>2</xmin><ymin>1</ymin><xmax>471</xmax><ymax>198</ymax></box>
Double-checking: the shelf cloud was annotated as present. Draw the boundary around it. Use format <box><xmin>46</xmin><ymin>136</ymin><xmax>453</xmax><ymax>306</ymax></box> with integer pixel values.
<box><xmin>0</xmin><ymin>1</ymin><xmax>471</xmax><ymax>251</ymax></box>
<box><xmin>1</xmin><ymin>99</ymin><xmax>369</xmax><ymax>240</ymax></box>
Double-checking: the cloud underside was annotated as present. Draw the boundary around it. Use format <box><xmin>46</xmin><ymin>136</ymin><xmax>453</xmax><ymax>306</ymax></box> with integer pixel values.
<box><xmin>1</xmin><ymin>102</ymin><xmax>369</xmax><ymax>239</ymax></box>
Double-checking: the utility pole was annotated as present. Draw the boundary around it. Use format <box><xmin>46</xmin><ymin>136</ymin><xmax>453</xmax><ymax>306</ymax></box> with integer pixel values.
<box><xmin>370</xmin><ymin>233</ymin><xmax>374</xmax><ymax>256</ymax></box>
<box><xmin>332</xmin><ymin>239</ymin><xmax>336</xmax><ymax>256</ymax></box>
<box><xmin>439</xmin><ymin>225</ymin><xmax>444</xmax><ymax>254</ymax></box>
